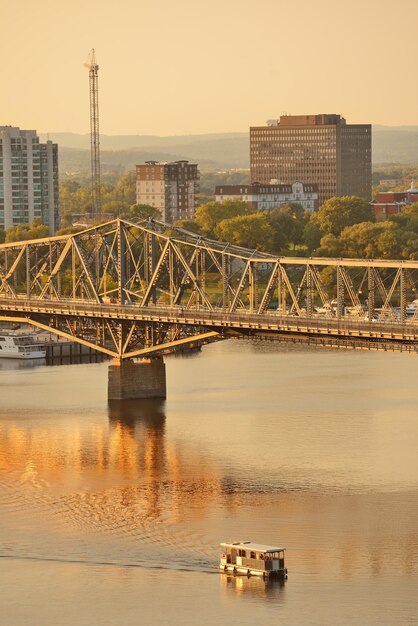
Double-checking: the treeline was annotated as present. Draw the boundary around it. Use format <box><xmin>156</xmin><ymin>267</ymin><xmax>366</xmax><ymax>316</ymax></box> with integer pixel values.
<box><xmin>59</xmin><ymin>169</ymin><xmax>251</xmax><ymax>224</ymax></box>
<box><xmin>4</xmin><ymin>167</ymin><xmax>418</xmax><ymax>261</ymax></box>
<box><xmin>198</xmin><ymin>169</ymin><xmax>250</xmax><ymax>198</ymax></box>
<box><xmin>60</xmin><ymin>171</ymin><xmax>137</xmax><ymax>225</ymax></box>
<box><xmin>0</xmin><ymin>220</ymin><xmax>50</xmax><ymax>244</ymax></box>
<box><xmin>372</xmin><ymin>164</ymin><xmax>418</xmax><ymax>195</ymax></box>
<box><xmin>4</xmin><ymin>194</ymin><xmax>418</xmax><ymax>261</ymax></box>
<box><xmin>175</xmin><ymin>195</ymin><xmax>418</xmax><ymax>260</ymax></box>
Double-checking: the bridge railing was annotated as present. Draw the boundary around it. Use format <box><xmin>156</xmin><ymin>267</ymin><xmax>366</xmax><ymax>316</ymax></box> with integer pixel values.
<box><xmin>1</xmin><ymin>296</ymin><xmax>418</xmax><ymax>339</ymax></box>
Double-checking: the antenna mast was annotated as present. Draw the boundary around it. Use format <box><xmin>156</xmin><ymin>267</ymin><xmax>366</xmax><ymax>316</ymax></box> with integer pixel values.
<box><xmin>85</xmin><ymin>48</ymin><xmax>101</xmax><ymax>214</ymax></box>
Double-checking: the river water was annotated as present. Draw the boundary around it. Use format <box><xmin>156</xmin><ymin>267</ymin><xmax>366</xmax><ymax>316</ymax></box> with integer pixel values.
<box><xmin>1</xmin><ymin>340</ymin><xmax>418</xmax><ymax>625</ymax></box>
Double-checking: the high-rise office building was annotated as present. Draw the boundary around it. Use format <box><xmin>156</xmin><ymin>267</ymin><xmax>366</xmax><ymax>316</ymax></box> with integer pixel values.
<box><xmin>0</xmin><ymin>126</ymin><xmax>59</xmax><ymax>233</ymax></box>
<box><xmin>250</xmin><ymin>114</ymin><xmax>371</xmax><ymax>206</ymax></box>
<box><xmin>136</xmin><ymin>160</ymin><xmax>199</xmax><ymax>223</ymax></box>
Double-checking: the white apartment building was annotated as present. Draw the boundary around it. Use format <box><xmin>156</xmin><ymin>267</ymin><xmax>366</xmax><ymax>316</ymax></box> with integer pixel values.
<box><xmin>0</xmin><ymin>126</ymin><xmax>59</xmax><ymax>233</ymax></box>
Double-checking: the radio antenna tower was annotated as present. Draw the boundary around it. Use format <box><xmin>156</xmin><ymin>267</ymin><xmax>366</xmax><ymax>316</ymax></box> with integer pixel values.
<box><xmin>84</xmin><ymin>49</ymin><xmax>101</xmax><ymax>214</ymax></box>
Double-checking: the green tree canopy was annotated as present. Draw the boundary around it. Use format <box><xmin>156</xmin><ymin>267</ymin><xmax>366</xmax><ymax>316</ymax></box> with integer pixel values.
<box><xmin>172</xmin><ymin>219</ymin><xmax>202</xmax><ymax>234</ymax></box>
<box><xmin>195</xmin><ymin>200</ymin><xmax>254</xmax><ymax>236</ymax></box>
<box><xmin>108</xmin><ymin>171</ymin><xmax>136</xmax><ymax>205</ymax></box>
<box><xmin>314</xmin><ymin>196</ymin><xmax>374</xmax><ymax>236</ymax></box>
<box><xmin>60</xmin><ymin>171</ymin><xmax>137</xmax><ymax>226</ymax></box>
<box><xmin>338</xmin><ymin>222</ymin><xmax>388</xmax><ymax>258</ymax></box>
<box><xmin>266</xmin><ymin>203</ymin><xmax>308</xmax><ymax>252</ymax></box>
<box><xmin>126</xmin><ymin>204</ymin><xmax>162</xmax><ymax>221</ymax></box>
<box><xmin>303</xmin><ymin>220</ymin><xmax>322</xmax><ymax>254</ymax></box>
<box><xmin>101</xmin><ymin>200</ymin><xmax>131</xmax><ymax>216</ymax></box>
<box><xmin>316</xmin><ymin>221</ymin><xmax>418</xmax><ymax>260</ymax></box>
<box><xmin>5</xmin><ymin>220</ymin><xmax>50</xmax><ymax>243</ymax></box>
<box><xmin>214</xmin><ymin>213</ymin><xmax>272</xmax><ymax>250</ymax></box>
<box><xmin>199</xmin><ymin>169</ymin><xmax>250</xmax><ymax>196</ymax></box>
<box><xmin>389</xmin><ymin>202</ymin><xmax>418</xmax><ymax>233</ymax></box>
<box><xmin>316</xmin><ymin>233</ymin><xmax>342</xmax><ymax>257</ymax></box>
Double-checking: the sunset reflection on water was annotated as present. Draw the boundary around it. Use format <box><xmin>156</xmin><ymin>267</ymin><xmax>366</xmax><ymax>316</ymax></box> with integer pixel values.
<box><xmin>1</xmin><ymin>342</ymin><xmax>418</xmax><ymax>624</ymax></box>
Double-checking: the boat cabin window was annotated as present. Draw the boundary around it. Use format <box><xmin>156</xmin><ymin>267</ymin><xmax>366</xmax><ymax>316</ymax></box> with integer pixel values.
<box><xmin>15</xmin><ymin>338</ymin><xmax>34</xmax><ymax>345</ymax></box>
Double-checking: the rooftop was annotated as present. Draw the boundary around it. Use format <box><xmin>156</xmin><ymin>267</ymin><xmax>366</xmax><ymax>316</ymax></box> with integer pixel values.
<box><xmin>220</xmin><ymin>541</ymin><xmax>286</xmax><ymax>553</ymax></box>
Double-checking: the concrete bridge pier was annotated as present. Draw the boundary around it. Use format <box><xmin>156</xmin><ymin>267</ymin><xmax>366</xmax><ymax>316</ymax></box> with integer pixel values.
<box><xmin>108</xmin><ymin>357</ymin><xmax>166</xmax><ymax>400</ymax></box>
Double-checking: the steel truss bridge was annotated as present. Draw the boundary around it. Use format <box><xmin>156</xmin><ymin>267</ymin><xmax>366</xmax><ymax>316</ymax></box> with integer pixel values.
<box><xmin>2</xmin><ymin>217</ymin><xmax>418</xmax><ymax>358</ymax></box>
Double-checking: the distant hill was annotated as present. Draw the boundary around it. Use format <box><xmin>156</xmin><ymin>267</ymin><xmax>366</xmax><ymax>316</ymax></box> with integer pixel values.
<box><xmin>40</xmin><ymin>132</ymin><xmax>250</xmax><ymax>173</ymax></box>
<box><xmin>41</xmin><ymin>126</ymin><xmax>418</xmax><ymax>175</ymax></box>
<box><xmin>372</xmin><ymin>126</ymin><xmax>418</xmax><ymax>164</ymax></box>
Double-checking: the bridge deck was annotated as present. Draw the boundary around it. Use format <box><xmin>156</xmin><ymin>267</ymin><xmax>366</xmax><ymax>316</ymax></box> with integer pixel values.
<box><xmin>1</xmin><ymin>297</ymin><xmax>418</xmax><ymax>345</ymax></box>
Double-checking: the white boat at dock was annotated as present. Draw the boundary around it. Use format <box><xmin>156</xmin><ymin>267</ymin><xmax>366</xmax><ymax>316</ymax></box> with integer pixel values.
<box><xmin>220</xmin><ymin>541</ymin><xmax>287</xmax><ymax>579</ymax></box>
<box><xmin>406</xmin><ymin>299</ymin><xmax>418</xmax><ymax>318</ymax></box>
<box><xmin>0</xmin><ymin>331</ymin><xmax>46</xmax><ymax>359</ymax></box>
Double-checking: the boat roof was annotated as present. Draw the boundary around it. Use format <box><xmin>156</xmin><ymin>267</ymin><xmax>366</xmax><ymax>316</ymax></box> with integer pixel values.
<box><xmin>220</xmin><ymin>541</ymin><xmax>285</xmax><ymax>553</ymax></box>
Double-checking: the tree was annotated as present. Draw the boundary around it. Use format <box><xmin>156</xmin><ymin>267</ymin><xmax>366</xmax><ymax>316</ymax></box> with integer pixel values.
<box><xmin>315</xmin><ymin>218</ymin><xmax>418</xmax><ymax>260</ymax></box>
<box><xmin>265</xmin><ymin>209</ymin><xmax>291</xmax><ymax>252</ymax></box>
<box><xmin>318</xmin><ymin>221</ymin><xmax>405</xmax><ymax>259</ymax></box>
<box><xmin>101</xmin><ymin>200</ymin><xmax>131</xmax><ymax>216</ymax></box>
<box><xmin>0</xmin><ymin>229</ymin><xmax>5</xmax><ymax>244</ymax></box>
<box><xmin>5</xmin><ymin>220</ymin><xmax>50</xmax><ymax>243</ymax></box>
<box><xmin>316</xmin><ymin>233</ymin><xmax>342</xmax><ymax>257</ymax></box>
<box><xmin>314</xmin><ymin>196</ymin><xmax>374</xmax><ymax>236</ymax></box>
<box><xmin>320</xmin><ymin>266</ymin><xmax>337</xmax><ymax>290</ymax></box>
<box><xmin>398</xmin><ymin>230</ymin><xmax>418</xmax><ymax>260</ymax></box>
<box><xmin>214</xmin><ymin>213</ymin><xmax>273</xmax><ymax>250</ymax></box>
<box><xmin>173</xmin><ymin>220</ymin><xmax>202</xmax><ymax>234</ymax></box>
<box><xmin>337</xmin><ymin>222</ymin><xmax>398</xmax><ymax>259</ymax></box>
<box><xmin>303</xmin><ymin>220</ymin><xmax>322</xmax><ymax>253</ymax></box>
<box><xmin>59</xmin><ymin>171</ymin><xmax>137</xmax><ymax>226</ymax></box>
<box><xmin>199</xmin><ymin>169</ymin><xmax>250</xmax><ymax>197</ymax></box>
<box><xmin>127</xmin><ymin>204</ymin><xmax>162</xmax><ymax>221</ymax></box>
<box><xmin>266</xmin><ymin>204</ymin><xmax>308</xmax><ymax>252</ymax></box>
<box><xmin>110</xmin><ymin>171</ymin><xmax>136</xmax><ymax>205</ymax></box>
<box><xmin>195</xmin><ymin>200</ymin><xmax>254</xmax><ymax>237</ymax></box>
<box><xmin>389</xmin><ymin>202</ymin><xmax>418</xmax><ymax>233</ymax></box>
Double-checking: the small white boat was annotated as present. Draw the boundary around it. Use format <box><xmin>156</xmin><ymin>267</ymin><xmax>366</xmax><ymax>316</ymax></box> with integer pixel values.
<box><xmin>406</xmin><ymin>299</ymin><xmax>418</xmax><ymax>318</ymax></box>
<box><xmin>0</xmin><ymin>331</ymin><xmax>46</xmax><ymax>359</ymax></box>
<box><xmin>220</xmin><ymin>541</ymin><xmax>287</xmax><ymax>579</ymax></box>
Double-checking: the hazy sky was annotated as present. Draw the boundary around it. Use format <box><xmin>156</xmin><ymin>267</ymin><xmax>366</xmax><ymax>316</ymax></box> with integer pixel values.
<box><xmin>2</xmin><ymin>0</ymin><xmax>418</xmax><ymax>135</ymax></box>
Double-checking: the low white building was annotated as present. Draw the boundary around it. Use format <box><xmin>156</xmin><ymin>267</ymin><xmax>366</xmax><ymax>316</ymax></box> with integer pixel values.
<box><xmin>215</xmin><ymin>181</ymin><xmax>319</xmax><ymax>212</ymax></box>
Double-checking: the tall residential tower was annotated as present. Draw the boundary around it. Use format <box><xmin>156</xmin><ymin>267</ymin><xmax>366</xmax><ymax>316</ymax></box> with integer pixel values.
<box><xmin>0</xmin><ymin>126</ymin><xmax>59</xmax><ymax>233</ymax></box>
<box><xmin>250</xmin><ymin>114</ymin><xmax>371</xmax><ymax>206</ymax></box>
<box><xmin>136</xmin><ymin>160</ymin><xmax>199</xmax><ymax>222</ymax></box>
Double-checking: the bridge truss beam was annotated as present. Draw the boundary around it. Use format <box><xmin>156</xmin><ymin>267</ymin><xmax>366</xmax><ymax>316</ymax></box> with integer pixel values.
<box><xmin>1</xmin><ymin>218</ymin><xmax>418</xmax><ymax>357</ymax></box>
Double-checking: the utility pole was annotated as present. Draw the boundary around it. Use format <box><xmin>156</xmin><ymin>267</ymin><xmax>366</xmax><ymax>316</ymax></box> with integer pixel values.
<box><xmin>85</xmin><ymin>49</ymin><xmax>101</xmax><ymax>215</ymax></box>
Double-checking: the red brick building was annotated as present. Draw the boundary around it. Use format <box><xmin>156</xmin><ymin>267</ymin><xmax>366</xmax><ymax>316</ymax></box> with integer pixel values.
<box><xmin>371</xmin><ymin>182</ymin><xmax>418</xmax><ymax>218</ymax></box>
